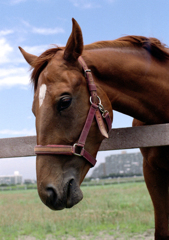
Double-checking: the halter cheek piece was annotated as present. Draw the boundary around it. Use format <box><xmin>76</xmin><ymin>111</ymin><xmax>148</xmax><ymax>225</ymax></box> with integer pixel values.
<box><xmin>34</xmin><ymin>56</ymin><xmax>112</xmax><ymax>167</ymax></box>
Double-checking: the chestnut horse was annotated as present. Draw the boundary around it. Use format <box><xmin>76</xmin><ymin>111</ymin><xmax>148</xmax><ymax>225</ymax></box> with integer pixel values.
<box><xmin>20</xmin><ymin>19</ymin><xmax>169</xmax><ymax>239</ymax></box>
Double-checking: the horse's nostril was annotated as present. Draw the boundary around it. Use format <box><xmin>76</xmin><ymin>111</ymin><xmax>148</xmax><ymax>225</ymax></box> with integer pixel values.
<box><xmin>46</xmin><ymin>186</ymin><xmax>56</xmax><ymax>198</ymax></box>
<box><xmin>43</xmin><ymin>180</ymin><xmax>82</xmax><ymax>210</ymax></box>
<box><xmin>45</xmin><ymin>186</ymin><xmax>57</xmax><ymax>209</ymax></box>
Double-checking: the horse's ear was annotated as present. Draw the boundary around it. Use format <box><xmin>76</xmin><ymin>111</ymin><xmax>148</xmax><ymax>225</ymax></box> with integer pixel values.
<box><xmin>19</xmin><ymin>47</ymin><xmax>38</xmax><ymax>67</ymax></box>
<box><xmin>64</xmin><ymin>18</ymin><xmax>83</xmax><ymax>61</ymax></box>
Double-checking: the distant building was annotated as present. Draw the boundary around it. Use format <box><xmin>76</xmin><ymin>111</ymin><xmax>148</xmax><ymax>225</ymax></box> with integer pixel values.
<box><xmin>24</xmin><ymin>179</ymin><xmax>36</xmax><ymax>184</ymax></box>
<box><xmin>0</xmin><ymin>171</ymin><xmax>22</xmax><ymax>185</ymax></box>
<box><xmin>91</xmin><ymin>152</ymin><xmax>143</xmax><ymax>178</ymax></box>
<box><xmin>91</xmin><ymin>163</ymin><xmax>106</xmax><ymax>178</ymax></box>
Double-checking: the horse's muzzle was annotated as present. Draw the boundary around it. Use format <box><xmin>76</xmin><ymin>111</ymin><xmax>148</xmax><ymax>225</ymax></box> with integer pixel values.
<box><xmin>44</xmin><ymin>179</ymin><xmax>83</xmax><ymax>210</ymax></box>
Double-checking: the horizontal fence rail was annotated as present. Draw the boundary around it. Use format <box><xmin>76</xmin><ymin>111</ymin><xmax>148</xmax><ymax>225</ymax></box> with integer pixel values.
<box><xmin>0</xmin><ymin>123</ymin><xmax>169</xmax><ymax>158</ymax></box>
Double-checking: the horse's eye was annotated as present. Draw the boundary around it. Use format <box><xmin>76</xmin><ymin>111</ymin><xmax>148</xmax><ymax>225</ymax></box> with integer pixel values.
<box><xmin>58</xmin><ymin>96</ymin><xmax>72</xmax><ymax>112</ymax></box>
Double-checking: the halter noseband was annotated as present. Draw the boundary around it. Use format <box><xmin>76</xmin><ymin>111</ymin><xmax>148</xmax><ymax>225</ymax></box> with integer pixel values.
<box><xmin>34</xmin><ymin>56</ymin><xmax>112</xmax><ymax>167</ymax></box>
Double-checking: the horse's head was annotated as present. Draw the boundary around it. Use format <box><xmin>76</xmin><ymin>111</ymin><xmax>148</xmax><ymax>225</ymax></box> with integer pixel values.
<box><xmin>19</xmin><ymin>19</ymin><xmax>113</xmax><ymax>210</ymax></box>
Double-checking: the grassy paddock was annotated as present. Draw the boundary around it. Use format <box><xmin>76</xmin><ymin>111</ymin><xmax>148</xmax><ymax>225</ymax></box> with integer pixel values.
<box><xmin>0</xmin><ymin>182</ymin><xmax>154</xmax><ymax>240</ymax></box>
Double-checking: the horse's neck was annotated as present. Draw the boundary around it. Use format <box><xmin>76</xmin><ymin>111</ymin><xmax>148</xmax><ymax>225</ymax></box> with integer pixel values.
<box><xmin>83</xmin><ymin>48</ymin><xmax>169</xmax><ymax>124</ymax></box>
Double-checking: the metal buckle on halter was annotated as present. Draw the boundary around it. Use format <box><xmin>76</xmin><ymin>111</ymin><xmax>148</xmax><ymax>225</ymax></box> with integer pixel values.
<box><xmin>73</xmin><ymin>143</ymin><xmax>84</xmax><ymax>157</ymax></box>
<box><xmin>90</xmin><ymin>96</ymin><xmax>109</xmax><ymax>117</ymax></box>
<box><xmin>90</xmin><ymin>95</ymin><xmax>101</xmax><ymax>105</ymax></box>
<box><xmin>84</xmin><ymin>69</ymin><xmax>91</xmax><ymax>78</ymax></box>
<box><xmin>101</xmin><ymin>110</ymin><xmax>109</xmax><ymax>118</ymax></box>
<box><xmin>98</xmin><ymin>103</ymin><xmax>109</xmax><ymax>117</ymax></box>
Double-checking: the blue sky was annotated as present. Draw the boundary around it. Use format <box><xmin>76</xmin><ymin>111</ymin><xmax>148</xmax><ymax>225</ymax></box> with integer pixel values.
<box><xmin>0</xmin><ymin>0</ymin><xmax>169</xmax><ymax>179</ymax></box>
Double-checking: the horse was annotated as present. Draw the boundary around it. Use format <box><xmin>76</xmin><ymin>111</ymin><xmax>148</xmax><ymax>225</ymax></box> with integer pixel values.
<box><xmin>19</xmin><ymin>19</ymin><xmax>169</xmax><ymax>240</ymax></box>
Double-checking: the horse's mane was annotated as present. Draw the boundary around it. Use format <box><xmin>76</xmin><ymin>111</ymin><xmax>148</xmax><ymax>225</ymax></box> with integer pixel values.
<box><xmin>31</xmin><ymin>36</ymin><xmax>169</xmax><ymax>91</ymax></box>
<box><xmin>85</xmin><ymin>35</ymin><xmax>169</xmax><ymax>60</ymax></box>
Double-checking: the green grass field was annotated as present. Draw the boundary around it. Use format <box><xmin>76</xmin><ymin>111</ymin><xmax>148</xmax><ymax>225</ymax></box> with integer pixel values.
<box><xmin>0</xmin><ymin>182</ymin><xmax>154</xmax><ymax>240</ymax></box>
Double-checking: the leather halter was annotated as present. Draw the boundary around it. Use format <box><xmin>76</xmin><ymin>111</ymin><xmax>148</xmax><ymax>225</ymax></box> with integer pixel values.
<box><xmin>34</xmin><ymin>56</ymin><xmax>112</xmax><ymax>167</ymax></box>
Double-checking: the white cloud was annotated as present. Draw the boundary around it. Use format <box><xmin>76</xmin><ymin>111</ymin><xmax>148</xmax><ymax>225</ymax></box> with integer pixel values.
<box><xmin>21</xmin><ymin>20</ymin><xmax>64</xmax><ymax>36</ymax></box>
<box><xmin>0</xmin><ymin>36</ymin><xmax>31</xmax><ymax>88</ymax></box>
<box><xmin>0</xmin><ymin>128</ymin><xmax>36</xmax><ymax>136</ymax></box>
<box><xmin>106</xmin><ymin>0</ymin><xmax>116</xmax><ymax>3</ymax></box>
<box><xmin>24</xmin><ymin>44</ymin><xmax>49</xmax><ymax>56</ymax></box>
<box><xmin>69</xmin><ymin>0</ymin><xmax>100</xmax><ymax>8</ymax></box>
<box><xmin>10</xmin><ymin>0</ymin><xmax>26</xmax><ymax>4</ymax></box>
<box><xmin>0</xmin><ymin>30</ymin><xmax>14</xmax><ymax>36</ymax></box>
<box><xmin>32</xmin><ymin>27</ymin><xmax>64</xmax><ymax>35</ymax></box>
<box><xmin>23</xmin><ymin>43</ymin><xmax>63</xmax><ymax>56</ymax></box>
<box><xmin>0</xmin><ymin>38</ymin><xmax>13</xmax><ymax>63</ymax></box>
<box><xmin>0</xmin><ymin>67</ymin><xmax>30</xmax><ymax>88</ymax></box>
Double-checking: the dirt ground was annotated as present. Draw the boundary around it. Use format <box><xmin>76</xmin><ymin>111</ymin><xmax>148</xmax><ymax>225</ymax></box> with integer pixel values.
<box><xmin>19</xmin><ymin>229</ymin><xmax>154</xmax><ymax>240</ymax></box>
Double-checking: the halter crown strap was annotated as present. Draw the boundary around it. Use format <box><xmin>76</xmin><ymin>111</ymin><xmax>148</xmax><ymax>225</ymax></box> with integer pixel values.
<box><xmin>34</xmin><ymin>56</ymin><xmax>112</xmax><ymax>167</ymax></box>
<box><xmin>78</xmin><ymin>56</ymin><xmax>112</xmax><ymax>135</ymax></box>
<box><xmin>78</xmin><ymin>56</ymin><xmax>97</xmax><ymax>96</ymax></box>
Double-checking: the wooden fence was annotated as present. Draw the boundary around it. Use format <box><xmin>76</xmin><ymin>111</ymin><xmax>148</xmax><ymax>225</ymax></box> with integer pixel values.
<box><xmin>0</xmin><ymin>123</ymin><xmax>169</xmax><ymax>158</ymax></box>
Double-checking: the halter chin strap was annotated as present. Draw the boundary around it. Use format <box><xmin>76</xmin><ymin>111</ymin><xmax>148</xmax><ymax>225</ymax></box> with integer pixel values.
<box><xmin>34</xmin><ymin>56</ymin><xmax>112</xmax><ymax>167</ymax></box>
